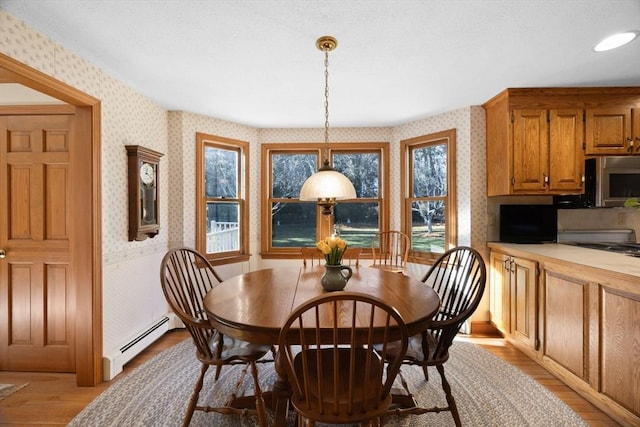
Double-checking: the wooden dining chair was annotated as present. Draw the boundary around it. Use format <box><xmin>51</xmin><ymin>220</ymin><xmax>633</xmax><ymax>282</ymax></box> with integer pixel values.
<box><xmin>301</xmin><ymin>247</ymin><xmax>324</xmax><ymax>267</ymax></box>
<box><xmin>278</xmin><ymin>291</ymin><xmax>409</xmax><ymax>426</ymax></box>
<box><xmin>301</xmin><ymin>246</ymin><xmax>362</xmax><ymax>267</ymax></box>
<box><xmin>383</xmin><ymin>246</ymin><xmax>487</xmax><ymax>426</ymax></box>
<box><xmin>160</xmin><ymin>247</ymin><xmax>272</xmax><ymax>427</ymax></box>
<box><xmin>370</xmin><ymin>230</ymin><xmax>410</xmax><ymax>274</ymax></box>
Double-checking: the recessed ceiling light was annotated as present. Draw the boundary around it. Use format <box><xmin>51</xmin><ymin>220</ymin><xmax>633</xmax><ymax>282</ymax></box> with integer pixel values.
<box><xmin>594</xmin><ymin>31</ymin><xmax>640</xmax><ymax>52</ymax></box>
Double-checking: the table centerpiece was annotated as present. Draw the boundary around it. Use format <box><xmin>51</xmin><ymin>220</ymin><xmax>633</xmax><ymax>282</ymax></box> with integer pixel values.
<box><xmin>316</xmin><ymin>235</ymin><xmax>353</xmax><ymax>291</ymax></box>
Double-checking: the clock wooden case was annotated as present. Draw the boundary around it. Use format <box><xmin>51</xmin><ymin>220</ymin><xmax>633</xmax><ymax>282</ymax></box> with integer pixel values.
<box><xmin>125</xmin><ymin>145</ymin><xmax>164</xmax><ymax>241</ymax></box>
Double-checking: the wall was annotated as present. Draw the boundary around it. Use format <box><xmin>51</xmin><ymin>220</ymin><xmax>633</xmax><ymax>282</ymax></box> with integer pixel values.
<box><xmin>0</xmin><ymin>10</ymin><xmax>171</xmax><ymax>357</ymax></box>
<box><xmin>1</xmin><ymin>8</ymin><xmax>492</xmax><ymax>368</ymax></box>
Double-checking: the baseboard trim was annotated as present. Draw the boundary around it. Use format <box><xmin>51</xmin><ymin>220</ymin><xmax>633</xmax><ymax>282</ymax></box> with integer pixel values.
<box><xmin>470</xmin><ymin>320</ymin><xmax>502</xmax><ymax>337</ymax></box>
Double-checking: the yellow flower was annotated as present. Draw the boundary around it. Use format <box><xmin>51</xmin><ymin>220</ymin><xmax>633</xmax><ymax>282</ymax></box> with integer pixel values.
<box><xmin>316</xmin><ymin>236</ymin><xmax>348</xmax><ymax>265</ymax></box>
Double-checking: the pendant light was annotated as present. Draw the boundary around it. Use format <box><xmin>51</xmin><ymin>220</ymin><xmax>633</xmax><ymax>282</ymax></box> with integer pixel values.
<box><xmin>299</xmin><ymin>36</ymin><xmax>356</xmax><ymax>216</ymax></box>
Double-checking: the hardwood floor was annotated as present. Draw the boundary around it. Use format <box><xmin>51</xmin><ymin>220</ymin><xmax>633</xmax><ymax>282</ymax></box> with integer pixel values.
<box><xmin>0</xmin><ymin>329</ymin><xmax>620</xmax><ymax>426</ymax></box>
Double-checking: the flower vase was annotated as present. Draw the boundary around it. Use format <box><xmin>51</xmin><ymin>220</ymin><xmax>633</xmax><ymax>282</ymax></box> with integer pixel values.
<box><xmin>321</xmin><ymin>264</ymin><xmax>352</xmax><ymax>291</ymax></box>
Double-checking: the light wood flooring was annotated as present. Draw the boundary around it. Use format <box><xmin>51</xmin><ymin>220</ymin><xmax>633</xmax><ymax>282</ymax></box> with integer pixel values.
<box><xmin>0</xmin><ymin>329</ymin><xmax>620</xmax><ymax>426</ymax></box>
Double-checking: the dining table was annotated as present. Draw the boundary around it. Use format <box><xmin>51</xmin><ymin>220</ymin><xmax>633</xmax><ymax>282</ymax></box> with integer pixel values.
<box><xmin>203</xmin><ymin>264</ymin><xmax>441</xmax><ymax>426</ymax></box>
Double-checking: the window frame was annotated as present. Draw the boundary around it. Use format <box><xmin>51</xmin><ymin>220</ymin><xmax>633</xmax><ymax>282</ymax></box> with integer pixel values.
<box><xmin>401</xmin><ymin>129</ymin><xmax>457</xmax><ymax>264</ymax></box>
<box><xmin>261</xmin><ymin>142</ymin><xmax>389</xmax><ymax>258</ymax></box>
<box><xmin>196</xmin><ymin>132</ymin><xmax>250</xmax><ymax>265</ymax></box>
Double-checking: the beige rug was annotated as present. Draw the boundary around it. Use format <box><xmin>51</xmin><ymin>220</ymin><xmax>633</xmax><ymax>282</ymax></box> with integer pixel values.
<box><xmin>0</xmin><ymin>383</ymin><xmax>28</xmax><ymax>401</ymax></box>
<box><xmin>69</xmin><ymin>339</ymin><xmax>587</xmax><ymax>426</ymax></box>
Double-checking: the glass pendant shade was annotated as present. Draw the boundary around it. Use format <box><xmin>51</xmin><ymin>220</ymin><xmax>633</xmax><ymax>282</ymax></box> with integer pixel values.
<box><xmin>300</xmin><ymin>161</ymin><xmax>357</xmax><ymax>203</ymax></box>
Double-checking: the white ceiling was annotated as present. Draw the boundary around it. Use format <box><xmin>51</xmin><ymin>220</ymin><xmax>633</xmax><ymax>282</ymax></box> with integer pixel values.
<box><xmin>2</xmin><ymin>0</ymin><xmax>640</xmax><ymax>128</ymax></box>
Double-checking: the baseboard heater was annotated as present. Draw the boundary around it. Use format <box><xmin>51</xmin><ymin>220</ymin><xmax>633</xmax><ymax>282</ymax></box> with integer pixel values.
<box><xmin>103</xmin><ymin>313</ymin><xmax>182</xmax><ymax>381</ymax></box>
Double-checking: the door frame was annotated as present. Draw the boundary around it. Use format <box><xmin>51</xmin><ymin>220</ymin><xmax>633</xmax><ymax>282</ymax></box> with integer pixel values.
<box><xmin>0</xmin><ymin>52</ymin><xmax>102</xmax><ymax>386</ymax></box>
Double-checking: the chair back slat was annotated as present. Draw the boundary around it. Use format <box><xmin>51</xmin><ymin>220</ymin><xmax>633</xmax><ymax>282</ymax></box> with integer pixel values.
<box><xmin>278</xmin><ymin>292</ymin><xmax>408</xmax><ymax>424</ymax></box>
<box><xmin>421</xmin><ymin>246</ymin><xmax>487</xmax><ymax>357</ymax></box>
<box><xmin>160</xmin><ymin>247</ymin><xmax>223</xmax><ymax>360</ymax></box>
<box><xmin>371</xmin><ymin>231</ymin><xmax>410</xmax><ymax>272</ymax></box>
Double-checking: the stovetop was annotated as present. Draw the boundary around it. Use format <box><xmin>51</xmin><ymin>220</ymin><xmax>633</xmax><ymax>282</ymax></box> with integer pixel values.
<box><xmin>564</xmin><ymin>241</ymin><xmax>640</xmax><ymax>257</ymax></box>
<box><xmin>558</xmin><ymin>229</ymin><xmax>640</xmax><ymax>258</ymax></box>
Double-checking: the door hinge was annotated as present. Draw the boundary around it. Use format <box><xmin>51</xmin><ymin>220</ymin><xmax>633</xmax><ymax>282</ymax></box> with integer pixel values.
<box><xmin>511</xmin><ymin>113</ymin><xmax>514</xmax><ymax>123</ymax></box>
<box><xmin>547</xmin><ymin>111</ymin><xmax>550</xmax><ymax>123</ymax></box>
<box><xmin>583</xmin><ymin>111</ymin><xmax>586</xmax><ymax>122</ymax></box>
<box><xmin>535</xmin><ymin>338</ymin><xmax>540</xmax><ymax>350</ymax></box>
<box><xmin>582</xmin><ymin>142</ymin><xmax>586</xmax><ymax>150</ymax></box>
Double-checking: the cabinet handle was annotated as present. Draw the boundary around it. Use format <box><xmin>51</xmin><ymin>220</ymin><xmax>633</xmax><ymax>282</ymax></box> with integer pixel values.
<box><xmin>503</xmin><ymin>259</ymin><xmax>510</xmax><ymax>272</ymax></box>
<box><xmin>543</xmin><ymin>174</ymin><xmax>549</xmax><ymax>185</ymax></box>
<box><xmin>628</xmin><ymin>137</ymin><xmax>634</xmax><ymax>152</ymax></box>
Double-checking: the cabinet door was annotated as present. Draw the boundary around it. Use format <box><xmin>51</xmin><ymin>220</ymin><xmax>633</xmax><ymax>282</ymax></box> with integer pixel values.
<box><xmin>548</xmin><ymin>109</ymin><xmax>584</xmax><ymax>191</ymax></box>
<box><xmin>489</xmin><ymin>252</ymin><xmax>510</xmax><ymax>333</ymax></box>
<box><xmin>512</xmin><ymin>109</ymin><xmax>548</xmax><ymax>192</ymax></box>
<box><xmin>585</xmin><ymin>108</ymin><xmax>632</xmax><ymax>155</ymax></box>
<box><xmin>543</xmin><ymin>271</ymin><xmax>586</xmax><ymax>380</ymax></box>
<box><xmin>632</xmin><ymin>108</ymin><xmax>640</xmax><ymax>155</ymax></box>
<box><xmin>510</xmin><ymin>256</ymin><xmax>537</xmax><ymax>349</ymax></box>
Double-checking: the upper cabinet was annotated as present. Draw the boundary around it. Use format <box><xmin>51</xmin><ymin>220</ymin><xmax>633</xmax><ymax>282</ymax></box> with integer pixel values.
<box><xmin>585</xmin><ymin>107</ymin><xmax>640</xmax><ymax>155</ymax></box>
<box><xmin>484</xmin><ymin>87</ymin><xmax>640</xmax><ymax>196</ymax></box>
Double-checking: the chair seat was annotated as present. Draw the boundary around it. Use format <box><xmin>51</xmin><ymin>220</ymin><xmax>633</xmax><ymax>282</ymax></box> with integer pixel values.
<box><xmin>201</xmin><ymin>333</ymin><xmax>271</xmax><ymax>363</ymax></box>
<box><xmin>368</xmin><ymin>264</ymin><xmax>406</xmax><ymax>274</ymax></box>
<box><xmin>378</xmin><ymin>332</ymin><xmax>449</xmax><ymax>366</ymax></box>
<box><xmin>291</xmin><ymin>347</ymin><xmax>392</xmax><ymax>423</ymax></box>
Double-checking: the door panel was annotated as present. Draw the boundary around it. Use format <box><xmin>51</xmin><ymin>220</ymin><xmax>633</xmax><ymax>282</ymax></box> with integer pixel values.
<box><xmin>513</xmin><ymin>109</ymin><xmax>548</xmax><ymax>191</ymax></box>
<box><xmin>0</xmin><ymin>113</ymin><xmax>75</xmax><ymax>372</ymax></box>
<box><xmin>549</xmin><ymin>109</ymin><xmax>584</xmax><ymax>191</ymax></box>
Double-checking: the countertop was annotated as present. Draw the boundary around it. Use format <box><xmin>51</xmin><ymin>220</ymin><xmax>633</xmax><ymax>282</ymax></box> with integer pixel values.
<box><xmin>487</xmin><ymin>242</ymin><xmax>640</xmax><ymax>280</ymax></box>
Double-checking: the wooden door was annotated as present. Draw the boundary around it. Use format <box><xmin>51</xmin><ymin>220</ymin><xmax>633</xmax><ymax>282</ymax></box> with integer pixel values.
<box><xmin>0</xmin><ymin>111</ymin><xmax>76</xmax><ymax>372</ymax></box>
<box><xmin>585</xmin><ymin>107</ymin><xmax>632</xmax><ymax>155</ymax></box>
<box><xmin>510</xmin><ymin>256</ymin><xmax>537</xmax><ymax>350</ymax></box>
<box><xmin>512</xmin><ymin>109</ymin><xmax>548</xmax><ymax>192</ymax></box>
<box><xmin>548</xmin><ymin>109</ymin><xmax>584</xmax><ymax>192</ymax></box>
<box><xmin>489</xmin><ymin>251</ymin><xmax>510</xmax><ymax>333</ymax></box>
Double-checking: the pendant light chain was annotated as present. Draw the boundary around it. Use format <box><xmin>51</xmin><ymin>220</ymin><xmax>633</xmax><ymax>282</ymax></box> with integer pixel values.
<box><xmin>323</xmin><ymin>48</ymin><xmax>330</xmax><ymax>163</ymax></box>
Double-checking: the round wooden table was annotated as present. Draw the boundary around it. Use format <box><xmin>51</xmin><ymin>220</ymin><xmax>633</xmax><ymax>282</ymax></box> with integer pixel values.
<box><xmin>203</xmin><ymin>265</ymin><xmax>440</xmax><ymax>426</ymax></box>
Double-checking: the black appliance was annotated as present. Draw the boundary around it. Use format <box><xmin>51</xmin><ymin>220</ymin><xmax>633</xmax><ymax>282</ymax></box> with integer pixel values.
<box><xmin>553</xmin><ymin>158</ymin><xmax>596</xmax><ymax>208</ymax></box>
<box><xmin>499</xmin><ymin>204</ymin><xmax>558</xmax><ymax>243</ymax></box>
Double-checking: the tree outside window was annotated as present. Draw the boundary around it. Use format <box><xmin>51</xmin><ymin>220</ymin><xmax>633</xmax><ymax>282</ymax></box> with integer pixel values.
<box><xmin>196</xmin><ymin>133</ymin><xmax>249</xmax><ymax>263</ymax></box>
<box><xmin>402</xmin><ymin>129</ymin><xmax>457</xmax><ymax>261</ymax></box>
<box><xmin>262</xmin><ymin>143</ymin><xmax>388</xmax><ymax>257</ymax></box>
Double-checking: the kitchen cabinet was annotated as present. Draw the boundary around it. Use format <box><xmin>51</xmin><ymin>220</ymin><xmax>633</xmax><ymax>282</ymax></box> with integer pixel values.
<box><xmin>489</xmin><ymin>251</ymin><xmax>538</xmax><ymax>352</ymax></box>
<box><xmin>541</xmin><ymin>270</ymin><xmax>588</xmax><ymax>381</ymax></box>
<box><xmin>485</xmin><ymin>94</ymin><xmax>584</xmax><ymax>196</ymax></box>
<box><xmin>488</xmin><ymin>242</ymin><xmax>640</xmax><ymax>427</ymax></box>
<box><xmin>484</xmin><ymin>87</ymin><xmax>640</xmax><ymax>196</ymax></box>
<box><xmin>489</xmin><ymin>251</ymin><xmax>510</xmax><ymax>332</ymax></box>
<box><xmin>585</xmin><ymin>107</ymin><xmax>640</xmax><ymax>155</ymax></box>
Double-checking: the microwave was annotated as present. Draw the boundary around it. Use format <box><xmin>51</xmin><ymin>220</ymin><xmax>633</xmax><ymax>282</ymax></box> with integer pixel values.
<box><xmin>597</xmin><ymin>156</ymin><xmax>640</xmax><ymax>207</ymax></box>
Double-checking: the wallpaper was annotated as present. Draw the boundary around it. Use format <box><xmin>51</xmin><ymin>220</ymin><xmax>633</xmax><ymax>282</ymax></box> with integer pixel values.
<box><xmin>1</xmin><ymin>8</ymin><xmax>490</xmax><ymax>365</ymax></box>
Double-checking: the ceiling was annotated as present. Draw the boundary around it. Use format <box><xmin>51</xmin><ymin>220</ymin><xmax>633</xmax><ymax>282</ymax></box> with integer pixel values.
<box><xmin>2</xmin><ymin>0</ymin><xmax>640</xmax><ymax>128</ymax></box>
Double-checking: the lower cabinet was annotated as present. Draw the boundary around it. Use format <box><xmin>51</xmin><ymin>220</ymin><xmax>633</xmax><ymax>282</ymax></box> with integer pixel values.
<box><xmin>489</xmin><ymin>251</ymin><xmax>538</xmax><ymax>353</ymax></box>
<box><xmin>541</xmin><ymin>271</ymin><xmax>588</xmax><ymax>381</ymax></box>
<box><xmin>489</xmin><ymin>245</ymin><xmax>640</xmax><ymax>427</ymax></box>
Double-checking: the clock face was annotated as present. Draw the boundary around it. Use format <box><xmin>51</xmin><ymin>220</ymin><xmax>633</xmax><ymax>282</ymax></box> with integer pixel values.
<box><xmin>140</xmin><ymin>162</ymin><xmax>155</xmax><ymax>185</ymax></box>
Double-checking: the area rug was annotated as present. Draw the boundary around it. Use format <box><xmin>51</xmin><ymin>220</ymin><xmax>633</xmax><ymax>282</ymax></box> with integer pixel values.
<box><xmin>0</xmin><ymin>383</ymin><xmax>28</xmax><ymax>401</ymax></box>
<box><xmin>69</xmin><ymin>339</ymin><xmax>587</xmax><ymax>426</ymax></box>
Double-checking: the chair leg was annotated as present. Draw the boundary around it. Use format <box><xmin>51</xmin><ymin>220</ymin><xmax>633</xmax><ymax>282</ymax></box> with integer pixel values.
<box><xmin>422</xmin><ymin>364</ymin><xmax>429</xmax><ymax>381</ymax></box>
<box><xmin>183</xmin><ymin>363</ymin><xmax>209</xmax><ymax>427</ymax></box>
<box><xmin>249</xmin><ymin>361</ymin><xmax>267</xmax><ymax>427</ymax></box>
<box><xmin>436</xmin><ymin>363</ymin><xmax>461</xmax><ymax>427</ymax></box>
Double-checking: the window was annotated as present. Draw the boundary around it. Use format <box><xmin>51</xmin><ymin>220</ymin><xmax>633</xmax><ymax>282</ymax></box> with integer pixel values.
<box><xmin>401</xmin><ymin>129</ymin><xmax>456</xmax><ymax>262</ymax></box>
<box><xmin>261</xmin><ymin>143</ymin><xmax>388</xmax><ymax>257</ymax></box>
<box><xmin>196</xmin><ymin>133</ymin><xmax>249</xmax><ymax>264</ymax></box>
